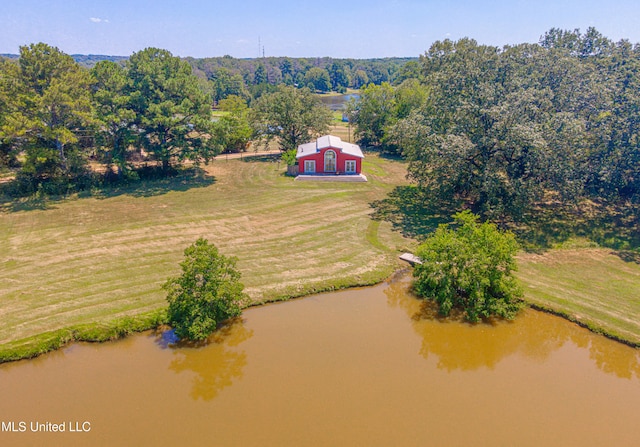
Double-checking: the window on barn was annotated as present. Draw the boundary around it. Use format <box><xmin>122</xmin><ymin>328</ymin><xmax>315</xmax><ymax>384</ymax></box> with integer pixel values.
<box><xmin>324</xmin><ymin>150</ymin><xmax>336</xmax><ymax>172</ymax></box>
<box><xmin>304</xmin><ymin>160</ymin><xmax>316</xmax><ymax>174</ymax></box>
<box><xmin>345</xmin><ymin>160</ymin><xmax>356</xmax><ymax>173</ymax></box>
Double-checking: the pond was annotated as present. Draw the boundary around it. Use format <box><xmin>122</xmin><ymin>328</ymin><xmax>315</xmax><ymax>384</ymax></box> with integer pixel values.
<box><xmin>1</xmin><ymin>273</ymin><xmax>639</xmax><ymax>446</ymax></box>
<box><xmin>317</xmin><ymin>93</ymin><xmax>359</xmax><ymax>111</ymax></box>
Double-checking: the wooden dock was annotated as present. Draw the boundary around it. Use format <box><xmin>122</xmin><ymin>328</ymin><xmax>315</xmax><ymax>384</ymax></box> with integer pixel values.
<box><xmin>399</xmin><ymin>253</ymin><xmax>423</xmax><ymax>266</ymax></box>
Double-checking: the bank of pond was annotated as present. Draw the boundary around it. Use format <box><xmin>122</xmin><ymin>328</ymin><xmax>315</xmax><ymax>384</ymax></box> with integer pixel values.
<box><xmin>1</xmin><ymin>273</ymin><xmax>639</xmax><ymax>446</ymax></box>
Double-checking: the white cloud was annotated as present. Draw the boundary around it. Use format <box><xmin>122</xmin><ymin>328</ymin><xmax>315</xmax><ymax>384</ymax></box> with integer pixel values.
<box><xmin>90</xmin><ymin>17</ymin><xmax>109</xmax><ymax>23</ymax></box>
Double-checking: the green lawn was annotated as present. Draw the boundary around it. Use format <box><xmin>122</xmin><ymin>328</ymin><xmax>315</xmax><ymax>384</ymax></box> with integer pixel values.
<box><xmin>517</xmin><ymin>247</ymin><xmax>640</xmax><ymax>346</ymax></box>
<box><xmin>0</xmin><ymin>154</ymin><xmax>412</xmax><ymax>360</ymax></box>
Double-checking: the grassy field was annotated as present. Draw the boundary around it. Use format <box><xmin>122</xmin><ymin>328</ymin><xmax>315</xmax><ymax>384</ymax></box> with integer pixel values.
<box><xmin>517</xmin><ymin>246</ymin><xmax>640</xmax><ymax>346</ymax></box>
<box><xmin>0</xmin><ymin>153</ymin><xmax>412</xmax><ymax>360</ymax></box>
<box><xmin>2</xmin><ymin>142</ymin><xmax>640</xmax><ymax>361</ymax></box>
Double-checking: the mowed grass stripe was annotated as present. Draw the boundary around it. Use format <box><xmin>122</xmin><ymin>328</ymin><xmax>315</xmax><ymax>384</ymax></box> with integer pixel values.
<box><xmin>517</xmin><ymin>248</ymin><xmax>640</xmax><ymax>344</ymax></box>
<box><xmin>0</xmin><ymin>155</ymin><xmax>411</xmax><ymax>351</ymax></box>
<box><xmin>8</xmin><ymin>220</ymin><xmax>382</xmax><ymax>291</ymax></box>
<box><xmin>1</xmin><ymin>271</ymin><xmax>169</xmax><ymax>341</ymax></box>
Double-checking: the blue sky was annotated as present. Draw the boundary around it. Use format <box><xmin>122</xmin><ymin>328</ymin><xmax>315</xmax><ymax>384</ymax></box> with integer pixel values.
<box><xmin>2</xmin><ymin>0</ymin><xmax>640</xmax><ymax>58</ymax></box>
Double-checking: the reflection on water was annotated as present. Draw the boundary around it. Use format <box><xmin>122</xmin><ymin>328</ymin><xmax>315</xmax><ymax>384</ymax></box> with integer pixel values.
<box><xmin>589</xmin><ymin>337</ymin><xmax>640</xmax><ymax>379</ymax></box>
<box><xmin>164</xmin><ymin>320</ymin><xmax>253</xmax><ymax>401</ymax></box>
<box><xmin>1</xmin><ymin>273</ymin><xmax>639</xmax><ymax>446</ymax></box>
<box><xmin>384</xmin><ymin>274</ymin><xmax>640</xmax><ymax>378</ymax></box>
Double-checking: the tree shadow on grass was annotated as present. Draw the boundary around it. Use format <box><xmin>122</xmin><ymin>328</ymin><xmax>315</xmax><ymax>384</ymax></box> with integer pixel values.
<box><xmin>88</xmin><ymin>167</ymin><xmax>216</xmax><ymax>200</ymax></box>
<box><xmin>240</xmin><ymin>153</ymin><xmax>281</xmax><ymax>163</ymax></box>
<box><xmin>509</xmin><ymin>203</ymin><xmax>581</xmax><ymax>251</ymax></box>
<box><xmin>0</xmin><ymin>168</ymin><xmax>216</xmax><ymax>212</ymax></box>
<box><xmin>362</xmin><ymin>145</ymin><xmax>406</xmax><ymax>161</ymax></box>
<box><xmin>615</xmin><ymin>250</ymin><xmax>640</xmax><ymax>265</ymax></box>
<box><xmin>0</xmin><ymin>195</ymin><xmax>55</xmax><ymax>212</ymax></box>
<box><xmin>512</xmin><ymin>200</ymin><xmax>640</xmax><ymax>255</ymax></box>
<box><xmin>369</xmin><ymin>185</ymin><xmax>640</xmax><ymax>260</ymax></box>
<box><xmin>369</xmin><ymin>185</ymin><xmax>457</xmax><ymax>240</ymax></box>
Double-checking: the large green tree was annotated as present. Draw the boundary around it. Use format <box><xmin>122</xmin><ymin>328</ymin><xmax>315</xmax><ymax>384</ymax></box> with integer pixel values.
<box><xmin>583</xmin><ymin>38</ymin><xmax>640</xmax><ymax>214</ymax></box>
<box><xmin>253</xmin><ymin>64</ymin><xmax>267</xmax><ymax>85</ymax></box>
<box><xmin>249</xmin><ymin>85</ymin><xmax>332</xmax><ymax>156</ymax></box>
<box><xmin>213</xmin><ymin>95</ymin><xmax>252</xmax><ymax>153</ymax></box>
<box><xmin>413</xmin><ymin>211</ymin><xmax>524</xmax><ymax>322</ymax></box>
<box><xmin>0</xmin><ymin>58</ymin><xmax>22</xmax><ymax>167</ymax></box>
<box><xmin>90</xmin><ymin>60</ymin><xmax>136</xmax><ymax>177</ymax></box>
<box><xmin>347</xmin><ymin>82</ymin><xmax>396</xmax><ymax>148</ymax></box>
<box><xmin>394</xmin><ymin>78</ymin><xmax>429</xmax><ymax>120</ymax></box>
<box><xmin>128</xmin><ymin>48</ymin><xmax>218</xmax><ymax>170</ymax></box>
<box><xmin>328</xmin><ymin>61</ymin><xmax>350</xmax><ymax>91</ymax></box>
<box><xmin>210</xmin><ymin>67</ymin><xmax>250</xmax><ymax>103</ymax></box>
<box><xmin>304</xmin><ymin>67</ymin><xmax>331</xmax><ymax>92</ymax></box>
<box><xmin>397</xmin><ymin>39</ymin><xmax>564</xmax><ymax>220</ymax></box>
<box><xmin>164</xmin><ymin>238</ymin><xmax>246</xmax><ymax>341</ymax></box>
<box><xmin>351</xmin><ymin>69</ymin><xmax>369</xmax><ymax>89</ymax></box>
<box><xmin>12</xmin><ymin>43</ymin><xmax>95</xmax><ymax>189</ymax></box>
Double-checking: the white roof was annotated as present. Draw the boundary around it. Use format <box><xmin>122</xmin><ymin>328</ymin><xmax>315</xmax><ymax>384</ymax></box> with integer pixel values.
<box><xmin>296</xmin><ymin>135</ymin><xmax>364</xmax><ymax>159</ymax></box>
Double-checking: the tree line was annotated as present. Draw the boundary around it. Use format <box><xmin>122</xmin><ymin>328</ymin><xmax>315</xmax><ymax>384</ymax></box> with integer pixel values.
<box><xmin>0</xmin><ymin>44</ymin><xmax>218</xmax><ymax>195</ymax></box>
<box><xmin>0</xmin><ymin>43</ymin><xmax>348</xmax><ymax>196</ymax></box>
<box><xmin>349</xmin><ymin>28</ymin><xmax>640</xmax><ymax>224</ymax></box>
<box><xmin>189</xmin><ymin>55</ymin><xmax>414</xmax><ymax>100</ymax></box>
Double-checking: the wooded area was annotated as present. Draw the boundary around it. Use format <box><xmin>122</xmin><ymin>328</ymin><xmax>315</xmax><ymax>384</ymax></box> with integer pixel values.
<box><xmin>189</xmin><ymin>55</ymin><xmax>414</xmax><ymax>98</ymax></box>
<box><xmin>350</xmin><ymin>28</ymin><xmax>639</xmax><ymax>237</ymax></box>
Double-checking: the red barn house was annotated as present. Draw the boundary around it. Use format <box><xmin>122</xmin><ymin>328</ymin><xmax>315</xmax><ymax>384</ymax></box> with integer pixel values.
<box><xmin>295</xmin><ymin>135</ymin><xmax>367</xmax><ymax>182</ymax></box>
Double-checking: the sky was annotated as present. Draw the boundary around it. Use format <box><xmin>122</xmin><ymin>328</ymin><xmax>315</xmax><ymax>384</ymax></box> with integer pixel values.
<box><xmin>2</xmin><ymin>0</ymin><xmax>640</xmax><ymax>58</ymax></box>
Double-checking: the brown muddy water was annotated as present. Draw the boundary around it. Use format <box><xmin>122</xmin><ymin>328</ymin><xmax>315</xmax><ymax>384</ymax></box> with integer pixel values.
<box><xmin>1</xmin><ymin>273</ymin><xmax>640</xmax><ymax>447</ymax></box>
